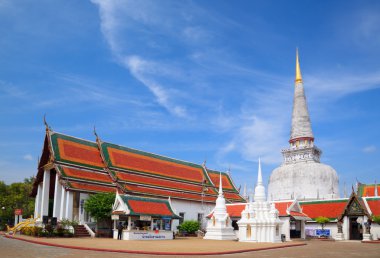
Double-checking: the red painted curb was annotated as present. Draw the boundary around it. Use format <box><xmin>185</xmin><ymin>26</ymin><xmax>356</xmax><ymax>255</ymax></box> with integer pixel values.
<box><xmin>3</xmin><ymin>235</ymin><xmax>307</xmax><ymax>256</ymax></box>
<box><xmin>362</xmin><ymin>240</ymin><xmax>380</xmax><ymax>244</ymax></box>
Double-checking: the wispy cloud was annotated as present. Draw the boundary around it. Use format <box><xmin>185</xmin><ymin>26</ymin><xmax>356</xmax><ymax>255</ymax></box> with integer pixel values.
<box><xmin>362</xmin><ymin>145</ymin><xmax>376</xmax><ymax>153</ymax></box>
<box><xmin>23</xmin><ymin>154</ymin><xmax>33</xmax><ymax>161</ymax></box>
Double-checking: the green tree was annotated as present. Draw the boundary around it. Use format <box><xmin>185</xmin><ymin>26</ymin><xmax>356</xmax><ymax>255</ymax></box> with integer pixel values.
<box><xmin>84</xmin><ymin>192</ymin><xmax>115</xmax><ymax>221</ymax></box>
<box><xmin>0</xmin><ymin>177</ymin><xmax>35</xmax><ymax>230</ymax></box>
<box><xmin>372</xmin><ymin>215</ymin><xmax>380</xmax><ymax>225</ymax></box>
<box><xmin>315</xmin><ymin>216</ymin><xmax>330</xmax><ymax>230</ymax></box>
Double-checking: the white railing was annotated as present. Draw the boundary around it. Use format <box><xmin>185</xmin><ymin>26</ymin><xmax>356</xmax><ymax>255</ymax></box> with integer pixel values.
<box><xmin>84</xmin><ymin>223</ymin><xmax>96</xmax><ymax>238</ymax></box>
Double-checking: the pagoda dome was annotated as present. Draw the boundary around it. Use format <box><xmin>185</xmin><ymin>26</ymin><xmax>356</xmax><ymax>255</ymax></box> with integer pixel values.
<box><xmin>268</xmin><ymin>161</ymin><xmax>339</xmax><ymax>201</ymax></box>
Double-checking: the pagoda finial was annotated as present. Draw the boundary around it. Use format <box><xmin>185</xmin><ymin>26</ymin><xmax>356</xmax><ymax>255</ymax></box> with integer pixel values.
<box><xmin>43</xmin><ymin>114</ymin><xmax>51</xmax><ymax>131</ymax></box>
<box><xmin>295</xmin><ymin>48</ymin><xmax>303</xmax><ymax>83</ymax></box>
<box><xmin>254</xmin><ymin>158</ymin><xmax>266</xmax><ymax>202</ymax></box>
<box><xmin>218</xmin><ymin>172</ymin><xmax>223</xmax><ymax>196</ymax></box>
<box><xmin>257</xmin><ymin>157</ymin><xmax>263</xmax><ymax>186</ymax></box>
<box><xmin>93</xmin><ymin>125</ymin><xmax>99</xmax><ymax>140</ymax></box>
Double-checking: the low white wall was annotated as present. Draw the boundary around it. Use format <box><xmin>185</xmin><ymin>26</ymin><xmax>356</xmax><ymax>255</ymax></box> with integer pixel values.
<box><xmin>371</xmin><ymin>224</ymin><xmax>380</xmax><ymax>240</ymax></box>
<box><xmin>305</xmin><ymin>222</ymin><xmax>338</xmax><ymax>238</ymax></box>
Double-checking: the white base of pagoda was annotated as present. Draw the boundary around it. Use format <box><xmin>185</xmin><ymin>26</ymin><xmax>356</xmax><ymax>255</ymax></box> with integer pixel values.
<box><xmin>203</xmin><ymin>228</ymin><xmax>237</xmax><ymax>240</ymax></box>
<box><xmin>334</xmin><ymin>233</ymin><xmax>344</xmax><ymax>241</ymax></box>
<box><xmin>362</xmin><ymin>234</ymin><xmax>372</xmax><ymax>241</ymax></box>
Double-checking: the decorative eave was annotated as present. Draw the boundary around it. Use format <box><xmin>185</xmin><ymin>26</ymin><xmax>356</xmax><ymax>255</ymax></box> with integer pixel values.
<box><xmin>337</xmin><ymin>191</ymin><xmax>371</xmax><ymax>221</ymax></box>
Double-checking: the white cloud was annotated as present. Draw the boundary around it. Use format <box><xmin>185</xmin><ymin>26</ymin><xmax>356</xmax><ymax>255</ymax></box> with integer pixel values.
<box><xmin>362</xmin><ymin>145</ymin><xmax>376</xmax><ymax>153</ymax></box>
<box><xmin>23</xmin><ymin>154</ymin><xmax>33</xmax><ymax>161</ymax></box>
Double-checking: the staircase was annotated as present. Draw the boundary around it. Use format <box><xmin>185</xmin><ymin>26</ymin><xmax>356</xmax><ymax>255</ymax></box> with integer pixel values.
<box><xmin>74</xmin><ymin>225</ymin><xmax>91</xmax><ymax>237</ymax></box>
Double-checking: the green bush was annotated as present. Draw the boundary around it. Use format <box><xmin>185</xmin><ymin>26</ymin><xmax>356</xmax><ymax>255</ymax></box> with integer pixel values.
<box><xmin>372</xmin><ymin>215</ymin><xmax>380</xmax><ymax>224</ymax></box>
<box><xmin>178</xmin><ymin>220</ymin><xmax>200</xmax><ymax>234</ymax></box>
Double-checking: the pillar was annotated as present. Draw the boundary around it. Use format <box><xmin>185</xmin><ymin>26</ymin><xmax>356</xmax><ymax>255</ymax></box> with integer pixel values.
<box><xmin>40</xmin><ymin>170</ymin><xmax>51</xmax><ymax>217</ymax></box>
<box><xmin>79</xmin><ymin>193</ymin><xmax>89</xmax><ymax>224</ymax></box>
<box><xmin>301</xmin><ymin>221</ymin><xmax>305</xmax><ymax>239</ymax></box>
<box><xmin>34</xmin><ymin>183</ymin><xmax>42</xmax><ymax>219</ymax></box>
<box><xmin>52</xmin><ymin>174</ymin><xmax>62</xmax><ymax>218</ymax></box>
<box><xmin>127</xmin><ymin>216</ymin><xmax>132</xmax><ymax>230</ymax></box>
<box><xmin>59</xmin><ymin>186</ymin><xmax>66</xmax><ymax>220</ymax></box>
<box><xmin>65</xmin><ymin>191</ymin><xmax>74</xmax><ymax>221</ymax></box>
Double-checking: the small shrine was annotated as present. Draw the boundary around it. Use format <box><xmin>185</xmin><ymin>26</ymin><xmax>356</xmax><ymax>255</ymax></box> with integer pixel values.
<box><xmin>237</xmin><ymin>159</ymin><xmax>283</xmax><ymax>242</ymax></box>
<box><xmin>204</xmin><ymin>173</ymin><xmax>238</xmax><ymax>240</ymax></box>
<box><xmin>112</xmin><ymin>193</ymin><xmax>181</xmax><ymax>240</ymax></box>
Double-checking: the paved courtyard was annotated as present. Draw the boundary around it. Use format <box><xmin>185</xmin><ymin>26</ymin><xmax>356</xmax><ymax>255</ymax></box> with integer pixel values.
<box><xmin>1</xmin><ymin>235</ymin><xmax>379</xmax><ymax>258</ymax></box>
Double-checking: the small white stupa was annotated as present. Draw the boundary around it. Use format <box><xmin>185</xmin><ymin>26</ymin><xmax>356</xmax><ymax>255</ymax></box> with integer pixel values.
<box><xmin>237</xmin><ymin>159</ymin><xmax>283</xmax><ymax>242</ymax></box>
<box><xmin>204</xmin><ymin>173</ymin><xmax>237</xmax><ymax>240</ymax></box>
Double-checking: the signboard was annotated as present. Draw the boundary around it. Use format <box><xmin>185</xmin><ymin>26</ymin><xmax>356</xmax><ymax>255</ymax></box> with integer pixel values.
<box><xmin>14</xmin><ymin>209</ymin><xmax>22</xmax><ymax>215</ymax></box>
<box><xmin>111</xmin><ymin>215</ymin><xmax>120</xmax><ymax>220</ymax></box>
<box><xmin>131</xmin><ymin>231</ymin><xmax>172</xmax><ymax>240</ymax></box>
<box><xmin>316</xmin><ymin>229</ymin><xmax>330</xmax><ymax>237</ymax></box>
<box><xmin>140</xmin><ymin>215</ymin><xmax>152</xmax><ymax>221</ymax></box>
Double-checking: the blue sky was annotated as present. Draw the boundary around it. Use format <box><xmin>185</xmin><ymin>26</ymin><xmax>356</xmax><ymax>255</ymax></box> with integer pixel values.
<box><xmin>1</xmin><ymin>0</ymin><xmax>379</xmax><ymax>196</ymax></box>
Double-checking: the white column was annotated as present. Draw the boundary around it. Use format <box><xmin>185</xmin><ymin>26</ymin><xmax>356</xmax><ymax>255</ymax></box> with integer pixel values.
<box><xmin>127</xmin><ymin>216</ymin><xmax>132</xmax><ymax>230</ymax></box>
<box><xmin>52</xmin><ymin>174</ymin><xmax>62</xmax><ymax>218</ymax></box>
<box><xmin>40</xmin><ymin>170</ymin><xmax>51</xmax><ymax>217</ymax></box>
<box><xmin>34</xmin><ymin>183</ymin><xmax>42</xmax><ymax>219</ymax></box>
<box><xmin>59</xmin><ymin>186</ymin><xmax>66</xmax><ymax>220</ymax></box>
<box><xmin>79</xmin><ymin>193</ymin><xmax>89</xmax><ymax>224</ymax></box>
<box><xmin>65</xmin><ymin>191</ymin><xmax>74</xmax><ymax>221</ymax></box>
<box><xmin>301</xmin><ymin>221</ymin><xmax>305</xmax><ymax>239</ymax></box>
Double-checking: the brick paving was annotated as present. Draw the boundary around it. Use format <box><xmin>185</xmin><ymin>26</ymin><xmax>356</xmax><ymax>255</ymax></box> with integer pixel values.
<box><xmin>1</xmin><ymin>234</ymin><xmax>380</xmax><ymax>258</ymax></box>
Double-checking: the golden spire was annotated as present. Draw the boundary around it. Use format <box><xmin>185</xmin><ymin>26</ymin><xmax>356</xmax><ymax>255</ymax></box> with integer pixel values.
<box><xmin>295</xmin><ymin>48</ymin><xmax>303</xmax><ymax>83</ymax></box>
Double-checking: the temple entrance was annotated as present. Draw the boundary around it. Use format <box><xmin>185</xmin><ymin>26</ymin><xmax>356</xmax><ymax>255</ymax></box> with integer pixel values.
<box><xmin>290</xmin><ymin>220</ymin><xmax>301</xmax><ymax>238</ymax></box>
<box><xmin>349</xmin><ymin>217</ymin><xmax>362</xmax><ymax>240</ymax></box>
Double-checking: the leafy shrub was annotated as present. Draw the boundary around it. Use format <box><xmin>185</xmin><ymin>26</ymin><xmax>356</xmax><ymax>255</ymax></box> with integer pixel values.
<box><xmin>315</xmin><ymin>216</ymin><xmax>330</xmax><ymax>229</ymax></box>
<box><xmin>178</xmin><ymin>220</ymin><xmax>200</xmax><ymax>234</ymax></box>
<box><xmin>372</xmin><ymin>215</ymin><xmax>380</xmax><ymax>224</ymax></box>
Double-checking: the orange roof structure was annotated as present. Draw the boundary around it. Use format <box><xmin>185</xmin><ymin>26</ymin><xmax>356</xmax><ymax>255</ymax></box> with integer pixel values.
<box><xmin>299</xmin><ymin>199</ymin><xmax>348</xmax><ymax>220</ymax></box>
<box><xmin>31</xmin><ymin>129</ymin><xmax>245</xmax><ymax>203</ymax></box>
<box><xmin>113</xmin><ymin>194</ymin><xmax>181</xmax><ymax>218</ymax></box>
<box><xmin>357</xmin><ymin>183</ymin><xmax>380</xmax><ymax>197</ymax></box>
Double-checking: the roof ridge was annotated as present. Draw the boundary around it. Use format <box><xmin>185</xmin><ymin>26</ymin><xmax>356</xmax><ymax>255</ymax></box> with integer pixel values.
<box><xmin>51</xmin><ymin>131</ymin><xmax>97</xmax><ymax>144</ymax></box>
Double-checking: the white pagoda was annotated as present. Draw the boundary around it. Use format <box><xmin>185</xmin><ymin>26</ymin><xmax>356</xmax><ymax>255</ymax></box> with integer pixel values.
<box><xmin>268</xmin><ymin>50</ymin><xmax>339</xmax><ymax>201</ymax></box>
<box><xmin>237</xmin><ymin>159</ymin><xmax>282</xmax><ymax>242</ymax></box>
<box><xmin>204</xmin><ymin>173</ymin><xmax>237</xmax><ymax>240</ymax></box>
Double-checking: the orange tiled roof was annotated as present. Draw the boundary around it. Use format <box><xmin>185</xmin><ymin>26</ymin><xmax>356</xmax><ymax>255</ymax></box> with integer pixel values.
<box><xmin>207</xmin><ymin>171</ymin><xmax>236</xmax><ymax>192</ymax></box>
<box><xmin>274</xmin><ymin>202</ymin><xmax>293</xmax><ymax>216</ymax></box>
<box><xmin>118</xmin><ymin>195</ymin><xmax>181</xmax><ymax>218</ymax></box>
<box><xmin>123</xmin><ymin>183</ymin><xmax>217</xmax><ymax>203</ymax></box>
<box><xmin>358</xmin><ymin>183</ymin><xmax>380</xmax><ymax>197</ymax></box>
<box><xmin>115</xmin><ymin>171</ymin><xmax>217</xmax><ymax>194</ymax></box>
<box><xmin>59</xmin><ymin>166</ymin><xmax>113</xmax><ymax>184</ymax></box>
<box><xmin>365</xmin><ymin>198</ymin><xmax>380</xmax><ymax>216</ymax></box>
<box><xmin>300</xmin><ymin>199</ymin><xmax>347</xmax><ymax>219</ymax></box>
<box><xmin>68</xmin><ymin>181</ymin><xmax>116</xmax><ymax>193</ymax></box>
<box><xmin>51</xmin><ymin>133</ymin><xmax>104</xmax><ymax>169</ymax></box>
<box><xmin>104</xmin><ymin>144</ymin><xmax>209</xmax><ymax>184</ymax></box>
<box><xmin>225</xmin><ymin>204</ymin><xmax>246</xmax><ymax>218</ymax></box>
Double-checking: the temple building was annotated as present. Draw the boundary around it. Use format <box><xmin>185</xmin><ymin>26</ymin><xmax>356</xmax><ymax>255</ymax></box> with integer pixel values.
<box><xmin>31</xmin><ymin>126</ymin><xmax>244</xmax><ymax>233</ymax></box>
<box><xmin>268</xmin><ymin>50</ymin><xmax>340</xmax><ymax>201</ymax></box>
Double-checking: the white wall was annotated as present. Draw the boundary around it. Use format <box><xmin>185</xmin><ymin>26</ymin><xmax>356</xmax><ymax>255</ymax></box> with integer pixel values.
<box><xmin>305</xmin><ymin>222</ymin><xmax>338</xmax><ymax>238</ymax></box>
<box><xmin>170</xmin><ymin>199</ymin><xmax>214</xmax><ymax>231</ymax></box>
<box><xmin>371</xmin><ymin>224</ymin><xmax>380</xmax><ymax>240</ymax></box>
